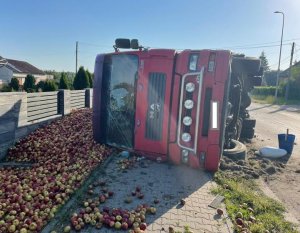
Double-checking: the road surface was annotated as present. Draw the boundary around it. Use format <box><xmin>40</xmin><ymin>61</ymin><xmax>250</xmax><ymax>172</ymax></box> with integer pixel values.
<box><xmin>249</xmin><ymin>102</ymin><xmax>300</xmax><ymax>223</ymax></box>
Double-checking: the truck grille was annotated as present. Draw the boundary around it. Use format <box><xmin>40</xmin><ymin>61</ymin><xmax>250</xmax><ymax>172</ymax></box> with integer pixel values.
<box><xmin>145</xmin><ymin>73</ymin><xmax>166</xmax><ymax>140</ymax></box>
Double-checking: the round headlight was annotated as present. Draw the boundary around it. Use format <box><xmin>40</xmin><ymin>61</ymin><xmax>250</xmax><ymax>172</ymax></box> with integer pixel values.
<box><xmin>185</xmin><ymin>82</ymin><xmax>195</xmax><ymax>92</ymax></box>
<box><xmin>184</xmin><ymin>100</ymin><xmax>194</xmax><ymax>109</ymax></box>
<box><xmin>181</xmin><ymin>149</ymin><xmax>189</xmax><ymax>163</ymax></box>
<box><xmin>183</xmin><ymin>116</ymin><xmax>192</xmax><ymax>126</ymax></box>
<box><xmin>181</xmin><ymin>133</ymin><xmax>191</xmax><ymax>142</ymax></box>
<box><xmin>182</xmin><ymin>149</ymin><xmax>189</xmax><ymax>157</ymax></box>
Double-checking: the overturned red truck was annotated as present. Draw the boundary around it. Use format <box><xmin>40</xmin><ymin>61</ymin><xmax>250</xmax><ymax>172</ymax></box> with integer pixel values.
<box><xmin>93</xmin><ymin>39</ymin><xmax>262</xmax><ymax>171</ymax></box>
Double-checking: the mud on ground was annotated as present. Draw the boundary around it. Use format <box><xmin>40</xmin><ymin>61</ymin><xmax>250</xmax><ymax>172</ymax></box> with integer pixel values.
<box><xmin>219</xmin><ymin>140</ymin><xmax>286</xmax><ymax>180</ymax></box>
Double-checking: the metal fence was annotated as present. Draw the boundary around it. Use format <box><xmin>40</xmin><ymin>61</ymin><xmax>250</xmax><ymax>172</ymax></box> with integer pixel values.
<box><xmin>70</xmin><ymin>90</ymin><xmax>86</xmax><ymax>109</ymax></box>
<box><xmin>27</xmin><ymin>92</ymin><xmax>58</xmax><ymax>121</ymax></box>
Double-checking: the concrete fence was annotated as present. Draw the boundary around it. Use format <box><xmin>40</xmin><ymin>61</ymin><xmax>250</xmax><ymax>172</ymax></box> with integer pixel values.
<box><xmin>0</xmin><ymin>89</ymin><xmax>93</xmax><ymax>160</ymax></box>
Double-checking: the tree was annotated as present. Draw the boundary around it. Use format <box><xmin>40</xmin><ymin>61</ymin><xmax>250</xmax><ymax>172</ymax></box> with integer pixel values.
<box><xmin>86</xmin><ymin>69</ymin><xmax>93</xmax><ymax>88</ymax></box>
<box><xmin>43</xmin><ymin>80</ymin><xmax>58</xmax><ymax>92</ymax></box>
<box><xmin>23</xmin><ymin>74</ymin><xmax>36</xmax><ymax>92</ymax></box>
<box><xmin>10</xmin><ymin>77</ymin><xmax>19</xmax><ymax>91</ymax></box>
<box><xmin>259</xmin><ymin>51</ymin><xmax>271</xmax><ymax>86</ymax></box>
<box><xmin>59</xmin><ymin>72</ymin><xmax>69</xmax><ymax>89</ymax></box>
<box><xmin>73</xmin><ymin>66</ymin><xmax>90</xmax><ymax>90</ymax></box>
<box><xmin>259</xmin><ymin>51</ymin><xmax>270</xmax><ymax>72</ymax></box>
<box><xmin>264</xmin><ymin>71</ymin><xmax>278</xmax><ymax>86</ymax></box>
<box><xmin>36</xmin><ymin>80</ymin><xmax>46</xmax><ymax>92</ymax></box>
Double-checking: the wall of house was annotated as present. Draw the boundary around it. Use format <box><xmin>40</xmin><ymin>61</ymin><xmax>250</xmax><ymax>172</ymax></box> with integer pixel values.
<box><xmin>0</xmin><ymin>66</ymin><xmax>13</xmax><ymax>84</ymax></box>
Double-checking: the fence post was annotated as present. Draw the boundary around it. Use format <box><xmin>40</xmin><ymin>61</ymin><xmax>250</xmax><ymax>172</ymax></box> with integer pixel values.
<box><xmin>85</xmin><ymin>88</ymin><xmax>93</xmax><ymax>108</ymax></box>
<box><xmin>58</xmin><ymin>89</ymin><xmax>70</xmax><ymax>115</ymax></box>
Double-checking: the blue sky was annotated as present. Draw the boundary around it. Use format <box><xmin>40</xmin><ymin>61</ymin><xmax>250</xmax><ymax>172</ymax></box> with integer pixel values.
<box><xmin>1</xmin><ymin>0</ymin><xmax>300</xmax><ymax>72</ymax></box>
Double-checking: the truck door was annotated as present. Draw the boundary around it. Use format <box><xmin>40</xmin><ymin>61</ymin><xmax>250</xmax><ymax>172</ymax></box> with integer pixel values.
<box><xmin>134</xmin><ymin>51</ymin><xmax>174</xmax><ymax>155</ymax></box>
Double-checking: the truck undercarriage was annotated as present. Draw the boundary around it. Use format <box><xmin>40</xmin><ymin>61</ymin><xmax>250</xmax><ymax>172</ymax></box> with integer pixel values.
<box><xmin>224</xmin><ymin>55</ymin><xmax>262</xmax><ymax>151</ymax></box>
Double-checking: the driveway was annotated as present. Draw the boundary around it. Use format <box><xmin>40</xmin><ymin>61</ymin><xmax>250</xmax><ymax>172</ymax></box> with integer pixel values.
<box><xmin>47</xmin><ymin>155</ymin><xmax>232</xmax><ymax>233</ymax></box>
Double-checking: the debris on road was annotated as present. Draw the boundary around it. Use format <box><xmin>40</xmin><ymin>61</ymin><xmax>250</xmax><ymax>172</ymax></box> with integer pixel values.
<box><xmin>259</xmin><ymin>146</ymin><xmax>287</xmax><ymax>158</ymax></box>
<box><xmin>221</xmin><ymin>142</ymin><xmax>287</xmax><ymax>179</ymax></box>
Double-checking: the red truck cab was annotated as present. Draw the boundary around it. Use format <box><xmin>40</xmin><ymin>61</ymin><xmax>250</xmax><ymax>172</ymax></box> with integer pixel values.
<box><xmin>93</xmin><ymin>39</ymin><xmax>261</xmax><ymax>171</ymax></box>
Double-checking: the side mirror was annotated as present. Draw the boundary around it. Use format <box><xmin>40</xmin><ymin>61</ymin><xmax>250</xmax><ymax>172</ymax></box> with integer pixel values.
<box><xmin>131</xmin><ymin>39</ymin><xmax>139</xmax><ymax>49</ymax></box>
<box><xmin>115</xmin><ymin>39</ymin><xmax>131</xmax><ymax>49</ymax></box>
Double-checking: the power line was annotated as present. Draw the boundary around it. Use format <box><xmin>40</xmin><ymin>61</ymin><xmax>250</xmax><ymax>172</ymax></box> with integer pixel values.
<box><xmin>223</xmin><ymin>38</ymin><xmax>300</xmax><ymax>49</ymax></box>
<box><xmin>224</xmin><ymin>43</ymin><xmax>291</xmax><ymax>50</ymax></box>
<box><xmin>78</xmin><ymin>41</ymin><xmax>112</xmax><ymax>48</ymax></box>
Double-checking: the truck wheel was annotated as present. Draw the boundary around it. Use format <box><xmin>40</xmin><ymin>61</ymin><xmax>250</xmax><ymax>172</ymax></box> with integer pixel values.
<box><xmin>223</xmin><ymin>140</ymin><xmax>247</xmax><ymax>160</ymax></box>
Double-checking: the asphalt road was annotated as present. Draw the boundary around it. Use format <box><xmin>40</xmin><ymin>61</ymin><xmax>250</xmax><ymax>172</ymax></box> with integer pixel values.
<box><xmin>248</xmin><ymin>102</ymin><xmax>300</xmax><ymax>158</ymax></box>
<box><xmin>248</xmin><ymin>102</ymin><xmax>300</xmax><ymax>223</ymax></box>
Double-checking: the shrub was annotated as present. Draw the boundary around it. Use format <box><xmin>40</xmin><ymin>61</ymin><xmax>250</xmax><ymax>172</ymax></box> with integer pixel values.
<box><xmin>251</xmin><ymin>86</ymin><xmax>277</xmax><ymax>96</ymax></box>
<box><xmin>10</xmin><ymin>77</ymin><xmax>19</xmax><ymax>91</ymax></box>
<box><xmin>36</xmin><ymin>80</ymin><xmax>46</xmax><ymax>92</ymax></box>
<box><xmin>73</xmin><ymin>66</ymin><xmax>90</xmax><ymax>90</ymax></box>
<box><xmin>86</xmin><ymin>69</ymin><xmax>93</xmax><ymax>88</ymax></box>
<box><xmin>1</xmin><ymin>83</ymin><xmax>13</xmax><ymax>92</ymax></box>
<box><xmin>59</xmin><ymin>73</ymin><xmax>69</xmax><ymax>89</ymax></box>
<box><xmin>43</xmin><ymin>80</ymin><xmax>58</xmax><ymax>92</ymax></box>
<box><xmin>24</xmin><ymin>74</ymin><xmax>36</xmax><ymax>92</ymax></box>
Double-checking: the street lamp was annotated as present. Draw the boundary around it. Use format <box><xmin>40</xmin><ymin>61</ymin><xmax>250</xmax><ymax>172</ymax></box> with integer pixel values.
<box><xmin>274</xmin><ymin>11</ymin><xmax>284</xmax><ymax>103</ymax></box>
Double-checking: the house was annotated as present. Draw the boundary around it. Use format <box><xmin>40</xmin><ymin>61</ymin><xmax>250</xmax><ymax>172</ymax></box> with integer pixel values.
<box><xmin>280</xmin><ymin>61</ymin><xmax>300</xmax><ymax>80</ymax></box>
<box><xmin>0</xmin><ymin>58</ymin><xmax>53</xmax><ymax>87</ymax></box>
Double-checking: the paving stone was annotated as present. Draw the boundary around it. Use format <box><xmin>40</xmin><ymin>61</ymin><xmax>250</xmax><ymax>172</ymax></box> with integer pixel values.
<box><xmin>69</xmin><ymin>156</ymin><xmax>233</xmax><ymax>233</ymax></box>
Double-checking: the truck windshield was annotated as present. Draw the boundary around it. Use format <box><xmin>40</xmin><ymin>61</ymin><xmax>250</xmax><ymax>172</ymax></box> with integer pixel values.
<box><xmin>101</xmin><ymin>54</ymin><xmax>138</xmax><ymax>148</ymax></box>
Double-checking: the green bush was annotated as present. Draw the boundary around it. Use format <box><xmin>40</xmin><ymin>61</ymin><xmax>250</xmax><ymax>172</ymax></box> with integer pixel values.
<box><xmin>24</xmin><ymin>74</ymin><xmax>36</xmax><ymax>92</ymax></box>
<box><xmin>86</xmin><ymin>70</ymin><xmax>93</xmax><ymax>88</ymax></box>
<box><xmin>251</xmin><ymin>86</ymin><xmax>277</xmax><ymax>96</ymax></box>
<box><xmin>43</xmin><ymin>80</ymin><xmax>58</xmax><ymax>92</ymax></box>
<box><xmin>36</xmin><ymin>81</ymin><xmax>46</xmax><ymax>92</ymax></box>
<box><xmin>10</xmin><ymin>77</ymin><xmax>19</xmax><ymax>91</ymax></box>
<box><xmin>59</xmin><ymin>73</ymin><xmax>69</xmax><ymax>89</ymax></box>
<box><xmin>73</xmin><ymin>67</ymin><xmax>90</xmax><ymax>90</ymax></box>
<box><xmin>1</xmin><ymin>84</ymin><xmax>13</xmax><ymax>92</ymax></box>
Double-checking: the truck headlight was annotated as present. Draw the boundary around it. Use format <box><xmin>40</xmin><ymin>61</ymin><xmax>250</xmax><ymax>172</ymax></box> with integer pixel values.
<box><xmin>183</xmin><ymin>116</ymin><xmax>192</xmax><ymax>126</ymax></box>
<box><xmin>184</xmin><ymin>100</ymin><xmax>194</xmax><ymax>109</ymax></box>
<box><xmin>185</xmin><ymin>82</ymin><xmax>195</xmax><ymax>92</ymax></box>
<box><xmin>181</xmin><ymin>133</ymin><xmax>191</xmax><ymax>142</ymax></box>
<box><xmin>182</xmin><ymin>149</ymin><xmax>189</xmax><ymax>163</ymax></box>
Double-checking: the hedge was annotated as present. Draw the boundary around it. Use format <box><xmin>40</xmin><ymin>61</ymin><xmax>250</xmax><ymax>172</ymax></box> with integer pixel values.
<box><xmin>251</xmin><ymin>86</ymin><xmax>278</xmax><ymax>96</ymax></box>
<box><xmin>252</xmin><ymin>84</ymin><xmax>300</xmax><ymax>100</ymax></box>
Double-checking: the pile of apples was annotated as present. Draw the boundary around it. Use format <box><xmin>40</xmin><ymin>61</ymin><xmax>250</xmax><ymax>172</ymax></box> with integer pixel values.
<box><xmin>0</xmin><ymin>109</ymin><xmax>110</xmax><ymax>233</ymax></box>
<box><xmin>63</xmin><ymin>179</ymin><xmax>157</xmax><ymax>232</ymax></box>
<box><xmin>68</xmin><ymin>198</ymin><xmax>156</xmax><ymax>232</ymax></box>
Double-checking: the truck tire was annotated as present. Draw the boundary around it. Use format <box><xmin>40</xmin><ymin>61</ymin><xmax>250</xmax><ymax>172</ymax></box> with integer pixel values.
<box><xmin>223</xmin><ymin>140</ymin><xmax>247</xmax><ymax>160</ymax></box>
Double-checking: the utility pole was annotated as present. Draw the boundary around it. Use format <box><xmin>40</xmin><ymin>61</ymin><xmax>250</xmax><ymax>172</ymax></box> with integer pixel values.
<box><xmin>76</xmin><ymin>41</ymin><xmax>78</xmax><ymax>74</ymax></box>
<box><xmin>285</xmin><ymin>42</ymin><xmax>295</xmax><ymax>102</ymax></box>
<box><xmin>274</xmin><ymin>11</ymin><xmax>285</xmax><ymax>103</ymax></box>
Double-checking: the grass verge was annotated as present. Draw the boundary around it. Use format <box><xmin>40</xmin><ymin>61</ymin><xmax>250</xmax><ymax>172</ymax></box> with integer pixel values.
<box><xmin>251</xmin><ymin>95</ymin><xmax>300</xmax><ymax>105</ymax></box>
<box><xmin>212</xmin><ymin>172</ymin><xmax>297</xmax><ymax>233</ymax></box>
